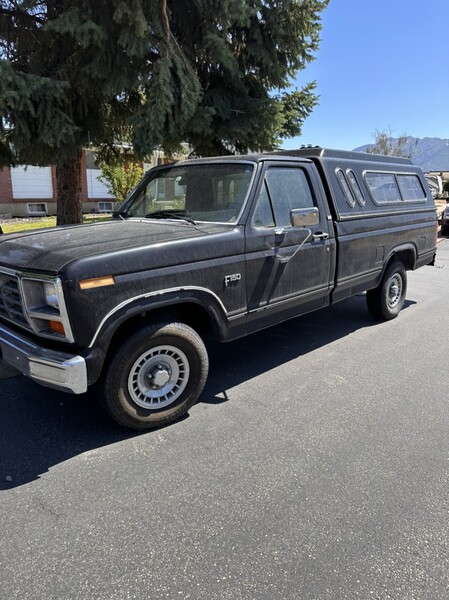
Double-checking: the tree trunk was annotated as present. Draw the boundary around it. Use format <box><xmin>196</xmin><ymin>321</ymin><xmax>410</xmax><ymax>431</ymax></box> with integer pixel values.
<box><xmin>56</xmin><ymin>150</ymin><xmax>83</xmax><ymax>225</ymax></box>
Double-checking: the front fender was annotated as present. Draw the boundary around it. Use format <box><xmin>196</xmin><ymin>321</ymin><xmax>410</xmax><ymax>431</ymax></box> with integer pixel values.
<box><xmin>88</xmin><ymin>286</ymin><xmax>235</xmax><ymax>352</ymax></box>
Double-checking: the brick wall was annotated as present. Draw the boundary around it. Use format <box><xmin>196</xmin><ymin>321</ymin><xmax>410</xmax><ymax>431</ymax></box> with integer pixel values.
<box><xmin>0</xmin><ymin>167</ymin><xmax>14</xmax><ymax>206</ymax></box>
<box><xmin>51</xmin><ymin>166</ymin><xmax>57</xmax><ymax>202</ymax></box>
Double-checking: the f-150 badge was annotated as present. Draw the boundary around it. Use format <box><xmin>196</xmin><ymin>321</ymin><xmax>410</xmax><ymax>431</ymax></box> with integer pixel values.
<box><xmin>224</xmin><ymin>273</ymin><xmax>242</xmax><ymax>286</ymax></box>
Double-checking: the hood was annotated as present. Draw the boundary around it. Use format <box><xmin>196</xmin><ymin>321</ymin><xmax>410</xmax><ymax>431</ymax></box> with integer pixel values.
<box><xmin>0</xmin><ymin>219</ymin><xmax>219</xmax><ymax>273</ymax></box>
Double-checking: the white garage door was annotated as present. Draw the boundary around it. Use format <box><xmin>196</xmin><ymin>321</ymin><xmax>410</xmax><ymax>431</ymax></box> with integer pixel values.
<box><xmin>11</xmin><ymin>166</ymin><xmax>53</xmax><ymax>199</ymax></box>
<box><xmin>87</xmin><ymin>169</ymin><xmax>113</xmax><ymax>199</ymax></box>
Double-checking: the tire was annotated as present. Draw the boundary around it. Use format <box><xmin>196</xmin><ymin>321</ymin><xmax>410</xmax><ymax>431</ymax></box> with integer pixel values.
<box><xmin>100</xmin><ymin>321</ymin><xmax>209</xmax><ymax>430</ymax></box>
<box><xmin>366</xmin><ymin>261</ymin><xmax>407</xmax><ymax>321</ymax></box>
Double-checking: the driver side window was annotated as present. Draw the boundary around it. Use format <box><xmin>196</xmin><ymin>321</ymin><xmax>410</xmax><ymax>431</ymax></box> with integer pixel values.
<box><xmin>252</xmin><ymin>167</ymin><xmax>316</xmax><ymax>229</ymax></box>
<box><xmin>252</xmin><ymin>183</ymin><xmax>275</xmax><ymax>228</ymax></box>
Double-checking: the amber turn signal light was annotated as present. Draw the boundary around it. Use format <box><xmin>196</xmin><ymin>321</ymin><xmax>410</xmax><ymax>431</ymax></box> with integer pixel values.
<box><xmin>79</xmin><ymin>276</ymin><xmax>115</xmax><ymax>290</ymax></box>
<box><xmin>49</xmin><ymin>320</ymin><xmax>65</xmax><ymax>336</ymax></box>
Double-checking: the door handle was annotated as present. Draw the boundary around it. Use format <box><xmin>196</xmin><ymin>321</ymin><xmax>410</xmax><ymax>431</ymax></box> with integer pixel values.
<box><xmin>312</xmin><ymin>232</ymin><xmax>329</xmax><ymax>241</ymax></box>
<box><xmin>274</xmin><ymin>228</ymin><xmax>287</xmax><ymax>236</ymax></box>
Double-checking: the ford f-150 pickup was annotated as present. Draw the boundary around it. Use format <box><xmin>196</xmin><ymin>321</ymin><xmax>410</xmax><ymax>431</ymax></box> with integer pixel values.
<box><xmin>0</xmin><ymin>148</ymin><xmax>437</xmax><ymax>429</ymax></box>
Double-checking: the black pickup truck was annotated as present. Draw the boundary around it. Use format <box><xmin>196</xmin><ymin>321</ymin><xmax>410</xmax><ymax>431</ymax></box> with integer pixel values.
<box><xmin>0</xmin><ymin>148</ymin><xmax>437</xmax><ymax>429</ymax></box>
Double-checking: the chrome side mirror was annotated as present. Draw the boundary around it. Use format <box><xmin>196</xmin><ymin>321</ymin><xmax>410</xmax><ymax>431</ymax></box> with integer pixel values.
<box><xmin>290</xmin><ymin>207</ymin><xmax>320</xmax><ymax>227</ymax></box>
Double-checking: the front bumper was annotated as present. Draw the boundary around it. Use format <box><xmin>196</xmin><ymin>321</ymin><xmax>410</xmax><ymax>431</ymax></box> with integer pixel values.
<box><xmin>0</xmin><ymin>322</ymin><xmax>87</xmax><ymax>394</ymax></box>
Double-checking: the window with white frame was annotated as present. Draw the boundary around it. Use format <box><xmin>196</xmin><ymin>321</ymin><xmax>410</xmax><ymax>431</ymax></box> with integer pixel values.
<box><xmin>27</xmin><ymin>203</ymin><xmax>47</xmax><ymax>215</ymax></box>
<box><xmin>98</xmin><ymin>202</ymin><xmax>114</xmax><ymax>212</ymax></box>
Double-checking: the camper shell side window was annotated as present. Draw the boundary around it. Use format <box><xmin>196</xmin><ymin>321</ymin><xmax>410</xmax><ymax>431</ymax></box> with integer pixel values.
<box><xmin>364</xmin><ymin>171</ymin><xmax>427</xmax><ymax>205</ymax></box>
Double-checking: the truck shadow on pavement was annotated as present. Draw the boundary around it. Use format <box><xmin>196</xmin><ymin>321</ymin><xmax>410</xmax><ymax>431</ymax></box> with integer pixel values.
<box><xmin>203</xmin><ymin>295</ymin><xmax>416</xmax><ymax>405</ymax></box>
<box><xmin>0</xmin><ymin>294</ymin><xmax>415</xmax><ymax>490</ymax></box>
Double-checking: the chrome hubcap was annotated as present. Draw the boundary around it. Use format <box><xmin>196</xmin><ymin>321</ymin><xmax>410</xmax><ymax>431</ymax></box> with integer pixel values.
<box><xmin>388</xmin><ymin>274</ymin><xmax>402</xmax><ymax>308</ymax></box>
<box><xmin>128</xmin><ymin>345</ymin><xmax>190</xmax><ymax>409</ymax></box>
<box><xmin>147</xmin><ymin>365</ymin><xmax>171</xmax><ymax>388</ymax></box>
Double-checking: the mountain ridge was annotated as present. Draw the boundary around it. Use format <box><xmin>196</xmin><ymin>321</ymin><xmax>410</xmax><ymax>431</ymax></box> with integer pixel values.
<box><xmin>353</xmin><ymin>137</ymin><xmax>449</xmax><ymax>171</ymax></box>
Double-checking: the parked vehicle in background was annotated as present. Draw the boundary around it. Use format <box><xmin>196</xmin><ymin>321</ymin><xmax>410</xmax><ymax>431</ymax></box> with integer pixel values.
<box><xmin>424</xmin><ymin>173</ymin><xmax>443</xmax><ymax>200</ymax></box>
<box><xmin>440</xmin><ymin>203</ymin><xmax>449</xmax><ymax>235</ymax></box>
<box><xmin>0</xmin><ymin>148</ymin><xmax>437</xmax><ymax>430</ymax></box>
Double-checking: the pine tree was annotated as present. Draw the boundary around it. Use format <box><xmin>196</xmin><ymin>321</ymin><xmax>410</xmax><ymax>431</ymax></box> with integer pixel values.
<box><xmin>0</xmin><ymin>0</ymin><xmax>329</xmax><ymax>224</ymax></box>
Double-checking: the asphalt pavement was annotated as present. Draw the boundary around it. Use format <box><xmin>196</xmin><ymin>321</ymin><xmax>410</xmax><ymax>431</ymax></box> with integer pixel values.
<box><xmin>1</xmin><ymin>238</ymin><xmax>449</xmax><ymax>600</ymax></box>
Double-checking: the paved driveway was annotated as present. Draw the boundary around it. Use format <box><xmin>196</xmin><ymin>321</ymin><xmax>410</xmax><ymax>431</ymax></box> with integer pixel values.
<box><xmin>1</xmin><ymin>239</ymin><xmax>448</xmax><ymax>599</ymax></box>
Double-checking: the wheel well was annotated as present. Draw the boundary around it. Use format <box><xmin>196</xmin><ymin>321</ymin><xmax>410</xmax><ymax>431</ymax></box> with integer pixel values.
<box><xmin>107</xmin><ymin>302</ymin><xmax>219</xmax><ymax>355</ymax></box>
<box><xmin>388</xmin><ymin>248</ymin><xmax>415</xmax><ymax>271</ymax></box>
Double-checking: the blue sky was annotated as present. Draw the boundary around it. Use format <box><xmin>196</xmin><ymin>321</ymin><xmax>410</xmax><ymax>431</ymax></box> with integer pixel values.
<box><xmin>282</xmin><ymin>0</ymin><xmax>449</xmax><ymax>151</ymax></box>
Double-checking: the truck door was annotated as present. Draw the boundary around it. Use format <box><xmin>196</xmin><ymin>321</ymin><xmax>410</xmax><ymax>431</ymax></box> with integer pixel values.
<box><xmin>245</xmin><ymin>162</ymin><xmax>334</xmax><ymax>332</ymax></box>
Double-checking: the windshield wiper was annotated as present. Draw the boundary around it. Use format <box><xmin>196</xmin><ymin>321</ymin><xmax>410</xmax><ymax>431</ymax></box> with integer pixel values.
<box><xmin>144</xmin><ymin>210</ymin><xmax>197</xmax><ymax>225</ymax></box>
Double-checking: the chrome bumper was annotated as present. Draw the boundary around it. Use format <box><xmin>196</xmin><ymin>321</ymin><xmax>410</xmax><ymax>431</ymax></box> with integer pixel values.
<box><xmin>0</xmin><ymin>322</ymin><xmax>87</xmax><ymax>394</ymax></box>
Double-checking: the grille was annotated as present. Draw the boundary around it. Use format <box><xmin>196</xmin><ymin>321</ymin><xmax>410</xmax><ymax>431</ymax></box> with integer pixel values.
<box><xmin>0</xmin><ymin>271</ymin><xmax>28</xmax><ymax>328</ymax></box>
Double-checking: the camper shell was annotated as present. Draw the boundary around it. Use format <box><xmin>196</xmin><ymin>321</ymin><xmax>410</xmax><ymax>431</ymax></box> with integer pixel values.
<box><xmin>275</xmin><ymin>147</ymin><xmax>436</xmax><ymax>301</ymax></box>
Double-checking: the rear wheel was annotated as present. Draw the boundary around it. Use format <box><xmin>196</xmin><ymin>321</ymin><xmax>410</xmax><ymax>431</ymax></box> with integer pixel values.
<box><xmin>100</xmin><ymin>321</ymin><xmax>209</xmax><ymax>430</ymax></box>
<box><xmin>366</xmin><ymin>261</ymin><xmax>407</xmax><ymax>320</ymax></box>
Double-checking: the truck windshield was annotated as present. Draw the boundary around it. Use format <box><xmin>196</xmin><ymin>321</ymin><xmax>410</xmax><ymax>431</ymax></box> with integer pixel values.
<box><xmin>120</xmin><ymin>163</ymin><xmax>255</xmax><ymax>224</ymax></box>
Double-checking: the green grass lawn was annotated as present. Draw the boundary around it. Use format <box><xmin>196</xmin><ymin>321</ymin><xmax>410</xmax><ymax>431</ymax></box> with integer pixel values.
<box><xmin>1</xmin><ymin>214</ymin><xmax>111</xmax><ymax>234</ymax></box>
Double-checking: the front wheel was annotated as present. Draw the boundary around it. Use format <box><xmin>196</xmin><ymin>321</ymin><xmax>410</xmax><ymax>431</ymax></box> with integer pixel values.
<box><xmin>100</xmin><ymin>321</ymin><xmax>209</xmax><ymax>430</ymax></box>
<box><xmin>366</xmin><ymin>261</ymin><xmax>407</xmax><ymax>320</ymax></box>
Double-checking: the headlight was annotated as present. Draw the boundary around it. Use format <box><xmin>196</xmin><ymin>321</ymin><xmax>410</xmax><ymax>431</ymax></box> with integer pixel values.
<box><xmin>20</xmin><ymin>276</ymin><xmax>74</xmax><ymax>342</ymax></box>
<box><xmin>43</xmin><ymin>282</ymin><xmax>59</xmax><ymax>310</ymax></box>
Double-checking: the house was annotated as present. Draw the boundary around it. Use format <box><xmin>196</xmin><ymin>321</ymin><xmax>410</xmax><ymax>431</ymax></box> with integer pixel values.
<box><xmin>0</xmin><ymin>148</ymin><xmax>174</xmax><ymax>218</ymax></box>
